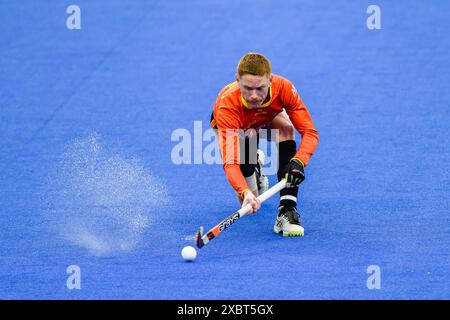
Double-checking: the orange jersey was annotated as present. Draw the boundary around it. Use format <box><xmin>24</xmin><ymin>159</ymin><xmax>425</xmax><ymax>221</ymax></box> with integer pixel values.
<box><xmin>211</xmin><ymin>74</ymin><xmax>319</xmax><ymax>195</ymax></box>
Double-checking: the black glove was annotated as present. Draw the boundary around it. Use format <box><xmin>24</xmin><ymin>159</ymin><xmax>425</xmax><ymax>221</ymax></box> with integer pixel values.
<box><xmin>284</xmin><ymin>158</ymin><xmax>305</xmax><ymax>188</ymax></box>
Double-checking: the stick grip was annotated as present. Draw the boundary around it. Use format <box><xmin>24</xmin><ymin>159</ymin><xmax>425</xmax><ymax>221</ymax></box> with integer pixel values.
<box><xmin>237</xmin><ymin>179</ymin><xmax>287</xmax><ymax>216</ymax></box>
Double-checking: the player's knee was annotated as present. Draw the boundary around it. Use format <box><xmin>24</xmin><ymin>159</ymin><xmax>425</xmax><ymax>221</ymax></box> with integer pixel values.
<box><xmin>278</xmin><ymin>124</ymin><xmax>295</xmax><ymax>141</ymax></box>
<box><xmin>240</xmin><ymin>163</ymin><xmax>256</xmax><ymax>177</ymax></box>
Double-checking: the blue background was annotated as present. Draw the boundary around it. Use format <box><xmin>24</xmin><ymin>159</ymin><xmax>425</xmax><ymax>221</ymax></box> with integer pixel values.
<box><xmin>0</xmin><ymin>0</ymin><xmax>449</xmax><ymax>299</ymax></box>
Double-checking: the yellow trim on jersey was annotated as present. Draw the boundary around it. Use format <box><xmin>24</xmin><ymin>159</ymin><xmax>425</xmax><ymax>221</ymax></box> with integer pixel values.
<box><xmin>226</xmin><ymin>81</ymin><xmax>237</xmax><ymax>89</ymax></box>
<box><xmin>260</xmin><ymin>86</ymin><xmax>273</xmax><ymax>107</ymax></box>
<box><xmin>220</xmin><ymin>81</ymin><xmax>238</xmax><ymax>99</ymax></box>
<box><xmin>291</xmin><ymin>157</ymin><xmax>305</xmax><ymax>167</ymax></box>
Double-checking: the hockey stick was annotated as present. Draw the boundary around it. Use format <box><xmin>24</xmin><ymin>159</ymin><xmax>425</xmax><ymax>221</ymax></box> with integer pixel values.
<box><xmin>195</xmin><ymin>179</ymin><xmax>287</xmax><ymax>248</ymax></box>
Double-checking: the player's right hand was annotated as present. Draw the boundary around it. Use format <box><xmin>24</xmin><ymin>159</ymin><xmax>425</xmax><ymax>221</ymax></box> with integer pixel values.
<box><xmin>242</xmin><ymin>190</ymin><xmax>261</xmax><ymax>214</ymax></box>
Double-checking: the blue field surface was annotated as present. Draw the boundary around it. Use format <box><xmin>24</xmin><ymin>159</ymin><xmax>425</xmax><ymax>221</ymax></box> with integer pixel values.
<box><xmin>1</xmin><ymin>1</ymin><xmax>449</xmax><ymax>299</ymax></box>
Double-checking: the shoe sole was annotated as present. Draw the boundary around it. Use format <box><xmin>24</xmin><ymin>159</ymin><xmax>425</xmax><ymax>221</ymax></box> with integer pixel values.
<box><xmin>274</xmin><ymin>226</ymin><xmax>304</xmax><ymax>237</ymax></box>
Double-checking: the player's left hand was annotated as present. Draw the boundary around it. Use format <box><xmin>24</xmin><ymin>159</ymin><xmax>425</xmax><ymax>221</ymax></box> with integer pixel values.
<box><xmin>285</xmin><ymin>158</ymin><xmax>305</xmax><ymax>188</ymax></box>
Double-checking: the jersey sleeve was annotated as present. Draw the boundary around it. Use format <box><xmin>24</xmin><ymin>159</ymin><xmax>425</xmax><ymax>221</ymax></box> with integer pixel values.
<box><xmin>214</xmin><ymin>107</ymin><xmax>249</xmax><ymax>196</ymax></box>
<box><xmin>280</xmin><ymin>78</ymin><xmax>319</xmax><ymax>166</ymax></box>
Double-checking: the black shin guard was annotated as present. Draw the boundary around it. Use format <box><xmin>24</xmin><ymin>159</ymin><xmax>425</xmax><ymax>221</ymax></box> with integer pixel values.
<box><xmin>240</xmin><ymin>134</ymin><xmax>258</xmax><ymax>178</ymax></box>
<box><xmin>277</xmin><ymin>140</ymin><xmax>299</xmax><ymax>209</ymax></box>
<box><xmin>240</xmin><ymin>163</ymin><xmax>256</xmax><ymax>177</ymax></box>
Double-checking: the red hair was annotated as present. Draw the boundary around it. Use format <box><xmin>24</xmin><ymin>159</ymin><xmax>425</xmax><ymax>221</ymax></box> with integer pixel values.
<box><xmin>237</xmin><ymin>53</ymin><xmax>271</xmax><ymax>77</ymax></box>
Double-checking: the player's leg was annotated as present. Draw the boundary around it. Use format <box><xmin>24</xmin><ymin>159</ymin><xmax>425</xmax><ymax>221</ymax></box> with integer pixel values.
<box><xmin>270</xmin><ymin>110</ymin><xmax>304</xmax><ymax>236</ymax></box>
<box><xmin>237</xmin><ymin>129</ymin><xmax>259</xmax><ymax>205</ymax></box>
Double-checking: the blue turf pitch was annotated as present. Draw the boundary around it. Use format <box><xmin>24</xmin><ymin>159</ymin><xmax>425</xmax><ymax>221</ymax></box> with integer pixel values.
<box><xmin>1</xmin><ymin>0</ymin><xmax>449</xmax><ymax>299</ymax></box>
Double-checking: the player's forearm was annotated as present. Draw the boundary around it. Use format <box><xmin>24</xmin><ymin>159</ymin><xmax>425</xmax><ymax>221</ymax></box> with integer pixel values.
<box><xmin>294</xmin><ymin>127</ymin><xmax>319</xmax><ymax>166</ymax></box>
<box><xmin>287</xmin><ymin>105</ymin><xmax>319</xmax><ymax>166</ymax></box>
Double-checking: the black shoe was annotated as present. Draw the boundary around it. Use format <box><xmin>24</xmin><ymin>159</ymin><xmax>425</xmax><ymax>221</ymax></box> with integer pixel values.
<box><xmin>274</xmin><ymin>206</ymin><xmax>304</xmax><ymax>237</ymax></box>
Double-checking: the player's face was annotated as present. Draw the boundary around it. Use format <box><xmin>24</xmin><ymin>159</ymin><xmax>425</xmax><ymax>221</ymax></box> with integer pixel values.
<box><xmin>237</xmin><ymin>74</ymin><xmax>271</xmax><ymax>109</ymax></box>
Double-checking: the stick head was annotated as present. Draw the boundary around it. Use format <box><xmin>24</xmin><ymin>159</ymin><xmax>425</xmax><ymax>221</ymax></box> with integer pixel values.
<box><xmin>195</xmin><ymin>226</ymin><xmax>204</xmax><ymax>248</ymax></box>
